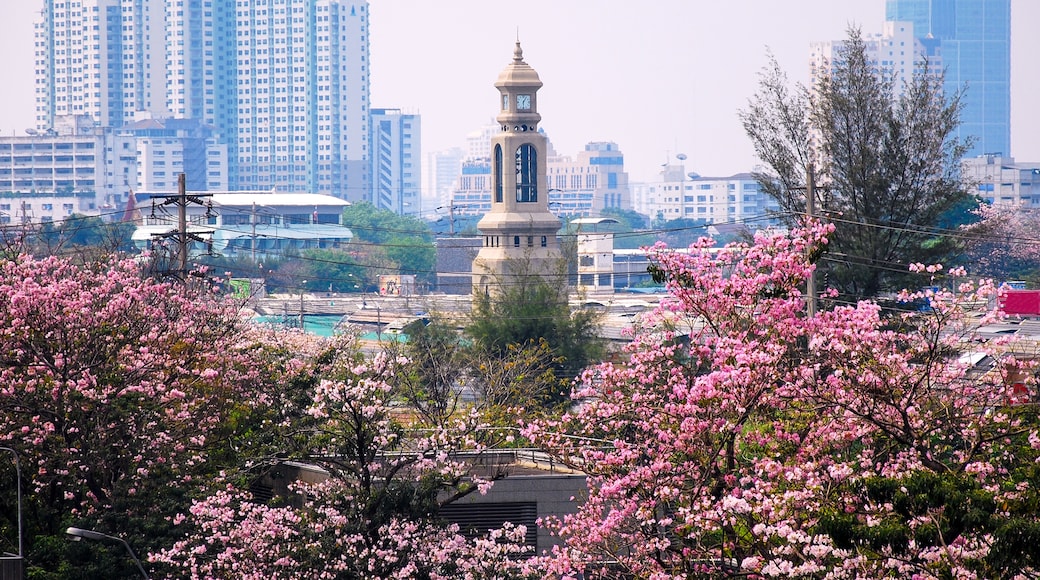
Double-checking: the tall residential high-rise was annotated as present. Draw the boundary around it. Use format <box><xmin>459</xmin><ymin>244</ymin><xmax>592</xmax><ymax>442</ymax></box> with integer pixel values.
<box><xmin>33</xmin><ymin>0</ymin><xmax>373</xmax><ymax>200</ymax></box>
<box><xmin>35</xmin><ymin>0</ymin><xmax>169</xmax><ymax>130</ymax></box>
<box><xmin>370</xmin><ymin>109</ymin><xmax>421</xmax><ymax>215</ymax></box>
<box><xmin>166</xmin><ymin>0</ymin><xmax>235</xmax><ymax>126</ymax></box>
<box><xmin>810</xmin><ymin>21</ymin><xmax>940</xmax><ymax>92</ymax></box>
<box><xmin>886</xmin><ymin>0</ymin><xmax>1011</xmax><ymax>156</ymax></box>
<box><xmin>233</xmin><ymin>0</ymin><xmax>370</xmax><ymax>198</ymax></box>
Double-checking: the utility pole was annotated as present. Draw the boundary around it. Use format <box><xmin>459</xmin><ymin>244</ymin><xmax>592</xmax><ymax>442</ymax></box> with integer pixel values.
<box><xmin>178</xmin><ymin>173</ymin><xmax>188</xmax><ymax>276</ymax></box>
<box><xmin>806</xmin><ymin>165</ymin><xmax>817</xmax><ymax>318</ymax></box>
<box><xmin>299</xmin><ymin>281</ymin><xmax>307</xmax><ymax>330</ymax></box>
<box><xmin>251</xmin><ymin>201</ymin><xmax>257</xmax><ymax>264</ymax></box>
<box><xmin>449</xmin><ymin>199</ymin><xmax>456</xmax><ymax>236</ymax></box>
<box><xmin>149</xmin><ymin>173</ymin><xmax>213</xmax><ymax>281</ymax></box>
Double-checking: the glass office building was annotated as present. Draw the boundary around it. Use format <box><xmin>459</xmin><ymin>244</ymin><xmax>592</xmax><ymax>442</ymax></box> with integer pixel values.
<box><xmin>886</xmin><ymin>0</ymin><xmax>1011</xmax><ymax>156</ymax></box>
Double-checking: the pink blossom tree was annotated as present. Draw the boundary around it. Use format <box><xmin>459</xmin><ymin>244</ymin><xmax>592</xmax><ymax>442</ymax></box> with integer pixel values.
<box><xmin>960</xmin><ymin>203</ymin><xmax>1040</xmax><ymax>282</ymax></box>
<box><xmin>154</xmin><ymin>340</ymin><xmax>538</xmax><ymax>579</ymax></box>
<box><xmin>0</xmin><ymin>253</ymin><xmax>268</xmax><ymax>577</ymax></box>
<box><xmin>525</xmin><ymin>222</ymin><xmax>1040</xmax><ymax>579</ymax></box>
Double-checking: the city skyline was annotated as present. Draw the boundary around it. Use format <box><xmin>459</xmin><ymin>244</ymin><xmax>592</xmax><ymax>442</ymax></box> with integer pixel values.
<box><xmin>2</xmin><ymin>0</ymin><xmax>1038</xmax><ymax>183</ymax></box>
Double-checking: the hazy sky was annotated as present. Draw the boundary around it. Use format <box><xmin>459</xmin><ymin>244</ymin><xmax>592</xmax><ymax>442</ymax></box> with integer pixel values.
<box><xmin>2</xmin><ymin>1</ymin><xmax>1037</xmax><ymax>182</ymax></box>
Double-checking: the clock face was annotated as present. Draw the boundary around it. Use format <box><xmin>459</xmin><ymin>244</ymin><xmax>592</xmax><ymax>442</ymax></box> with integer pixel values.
<box><xmin>516</xmin><ymin>94</ymin><xmax>531</xmax><ymax>110</ymax></box>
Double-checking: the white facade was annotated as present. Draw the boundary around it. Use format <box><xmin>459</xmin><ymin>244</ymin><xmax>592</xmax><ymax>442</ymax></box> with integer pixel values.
<box><xmin>124</xmin><ymin>118</ymin><xmax>228</xmax><ymax>192</ymax></box>
<box><xmin>810</xmin><ymin>21</ymin><xmax>940</xmax><ymax>91</ymax></box>
<box><xmin>0</xmin><ymin>127</ymin><xmax>138</xmax><ymax>223</ymax></box>
<box><xmin>632</xmin><ymin>166</ymin><xmax>781</xmax><ymax>227</ymax></box>
<box><xmin>424</xmin><ymin>147</ymin><xmax>464</xmax><ymax>213</ymax></box>
<box><xmin>962</xmin><ymin>155</ymin><xmax>1040</xmax><ymax>207</ymax></box>
<box><xmin>465</xmin><ymin>124</ymin><xmax>498</xmax><ymax>161</ymax></box>
<box><xmin>35</xmin><ymin>0</ymin><xmax>170</xmax><ymax>131</ymax></box>
<box><xmin>369</xmin><ymin>109</ymin><xmax>421</xmax><ymax>215</ymax></box>
<box><xmin>35</xmin><ymin>0</ymin><xmax>120</xmax><ymax>129</ymax></box>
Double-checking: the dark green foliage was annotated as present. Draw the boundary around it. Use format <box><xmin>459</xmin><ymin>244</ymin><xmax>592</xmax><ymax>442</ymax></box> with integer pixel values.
<box><xmin>340</xmin><ymin>202</ymin><xmax>435</xmax><ymax>285</ymax></box>
<box><xmin>394</xmin><ymin>315</ymin><xmax>468</xmax><ymax>424</ymax></box>
<box><xmin>742</xmin><ymin>28</ymin><xmax>971</xmax><ymax>299</ymax></box>
<box><xmin>467</xmin><ymin>274</ymin><xmax>603</xmax><ymax>401</ymax></box>
<box><xmin>816</xmin><ymin>470</ymin><xmax>1040</xmax><ymax>576</ymax></box>
<box><xmin>23</xmin><ymin>214</ymin><xmax>136</xmax><ymax>258</ymax></box>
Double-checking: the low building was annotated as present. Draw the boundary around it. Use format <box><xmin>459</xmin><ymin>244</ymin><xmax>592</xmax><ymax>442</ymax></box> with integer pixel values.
<box><xmin>632</xmin><ymin>165</ymin><xmax>781</xmax><ymax>227</ymax></box>
<box><xmin>435</xmin><ymin>237</ymin><xmax>482</xmax><ymax>295</ymax></box>
<box><xmin>131</xmin><ymin>191</ymin><xmax>352</xmax><ymax>260</ymax></box>
<box><xmin>0</xmin><ymin>115</ymin><xmax>137</xmax><ymax>223</ymax></box>
<box><xmin>962</xmin><ymin>154</ymin><xmax>1040</xmax><ymax>207</ymax></box>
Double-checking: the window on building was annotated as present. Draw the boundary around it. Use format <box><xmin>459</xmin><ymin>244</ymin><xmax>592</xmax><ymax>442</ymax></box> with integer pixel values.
<box><xmin>494</xmin><ymin>144</ymin><xmax>503</xmax><ymax>203</ymax></box>
<box><xmin>515</xmin><ymin>144</ymin><xmax>537</xmax><ymax>202</ymax></box>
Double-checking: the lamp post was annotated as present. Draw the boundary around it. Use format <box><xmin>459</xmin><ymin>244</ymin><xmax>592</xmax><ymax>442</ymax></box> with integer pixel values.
<box><xmin>299</xmin><ymin>280</ymin><xmax>307</xmax><ymax>330</ymax></box>
<box><xmin>0</xmin><ymin>447</ymin><xmax>21</xmax><ymax>560</ymax></box>
<box><xmin>66</xmin><ymin>527</ymin><xmax>149</xmax><ymax>579</ymax></box>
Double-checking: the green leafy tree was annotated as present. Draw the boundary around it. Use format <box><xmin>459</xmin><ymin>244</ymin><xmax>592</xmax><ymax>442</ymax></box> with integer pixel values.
<box><xmin>468</xmin><ymin>266</ymin><xmax>603</xmax><ymax>404</ymax></box>
<box><xmin>29</xmin><ymin>214</ymin><xmax>136</xmax><ymax>258</ymax></box>
<box><xmin>741</xmin><ymin>28</ymin><xmax>971</xmax><ymax>299</ymax></box>
<box><xmin>341</xmin><ymin>202</ymin><xmax>435</xmax><ymax>286</ymax></box>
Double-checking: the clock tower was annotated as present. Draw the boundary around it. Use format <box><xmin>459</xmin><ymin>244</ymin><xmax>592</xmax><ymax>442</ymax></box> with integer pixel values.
<box><xmin>472</xmin><ymin>42</ymin><xmax>563</xmax><ymax>296</ymax></box>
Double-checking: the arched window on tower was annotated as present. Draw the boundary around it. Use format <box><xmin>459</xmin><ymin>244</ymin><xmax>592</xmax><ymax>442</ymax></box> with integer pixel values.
<box><xmin>515</xmin><ymin>143</ymin><xmax>537</xmax><ymax>202</ymax></box>
<box><xmin>494</xmin><ymin>144</ymin><xmax>503</xmax><ymax>203</ymax></box>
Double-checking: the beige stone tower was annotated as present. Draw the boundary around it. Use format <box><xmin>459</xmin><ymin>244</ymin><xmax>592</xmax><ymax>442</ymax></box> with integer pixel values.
<box><xmin>472</xmin><ymin>42</ymin><xmax>563</xmax><ymax>297</ymax></box>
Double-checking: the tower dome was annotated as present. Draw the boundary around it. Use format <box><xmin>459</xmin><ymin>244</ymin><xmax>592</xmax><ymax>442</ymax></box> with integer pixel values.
<box><xmin>495</xmin><ymin>41</ymin><xmax>543</xmax><ymax>89</ymax></box>
<box><xmin>495</xmin><ymin>42</ymin><xmax>542</xmax><ymax>128</ymax></box>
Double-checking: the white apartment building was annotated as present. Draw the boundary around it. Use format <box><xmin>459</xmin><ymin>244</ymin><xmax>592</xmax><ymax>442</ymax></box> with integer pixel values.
<box><xmin>123</xmin><ymin>117</ymin><xmax>228</xmax><ymax>192</ymax></box>
<box><xmin>34</xmin><ymin>0</ymin><xmax>372</xmax><ymax>199</ymax></box>
<box><xmin>0</xmin><ymin>119</ymin><xmax>137</xmax><ymax>224</ymax></box>
<box><xmin>233</xmin><ymin>0</ymin><xmax>370</xmax><ymax>198</ymax></box>
<box><xmin>369</xmin><ymin>109</ymin><xmax>421</xmax><ymax>215</ymax></box>
<box><xmin>962</xmin><ymin>155</ymin><xmax>1040</xmax><ymax>208</ymax></box>
<box><xmin>35</xmin><ymin>0</ymin><xmax>170</xmax><ymax>131</ymax></box>
<box><xmin>632</xmin><ymin>164</ymin><xmax>781</xmax><ymax>227</ymax></box>
<box><xmin>166</xmin><ymin>1</ymin><xmax>236</xmax><ymax>125</ymax></box>
<box><xmin>810</xmin><ymin>20</ymin><xmax>940</xmax><ymax>91</ymax></box>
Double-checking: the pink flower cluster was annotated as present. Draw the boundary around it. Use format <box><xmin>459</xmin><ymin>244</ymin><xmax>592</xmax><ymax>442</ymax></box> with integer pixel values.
<box><xmin>525</xmin><ymin>222</ymin><xmax>1038</xmax><ymax>579</ymax></box>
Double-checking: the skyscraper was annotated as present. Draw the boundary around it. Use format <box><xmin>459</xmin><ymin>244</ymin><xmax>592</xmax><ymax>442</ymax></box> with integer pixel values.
<box><xmin>886</xmin><ymin>0</ymin><xmax>1011</xmax><ymax>156</ymax></box>
<box><xmin>370</xmin><ymin>109</ymin><xmax>421</xmax><ymax>215</ymax></box>
<box><xmin>34</xmin><ymin>0</ymin><xmax>372</xmax><ymax>199</ymax></box>
<box><xmin>232</xmin><ymin>0</ymin><xmax>370</xmax><ymax>197</ymax></box>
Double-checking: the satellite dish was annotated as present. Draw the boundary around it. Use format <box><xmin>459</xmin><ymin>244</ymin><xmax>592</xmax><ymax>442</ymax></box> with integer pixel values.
<box><xmin>24</xmin><ymin>129</ymin><xmax>37</xmax><ymax>135</ymax></box>
<box><xmin>676</xmin><ymin>153</ymin><xmax>687</xmax><ymax>161</ymax></box>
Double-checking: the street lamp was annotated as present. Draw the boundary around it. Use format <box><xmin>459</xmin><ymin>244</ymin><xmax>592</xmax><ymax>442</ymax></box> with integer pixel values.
<box><xmin>0</xmin><ymin>447</ymin><xmax>21</xmax><ymax>560</ymax></box>
<box><xmin>66</xmin><ymin>527</ymin><xmax>149</xmax><ymax>579</ymax></box>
